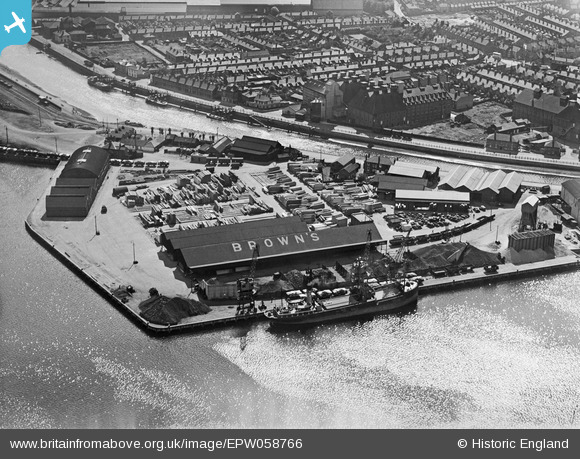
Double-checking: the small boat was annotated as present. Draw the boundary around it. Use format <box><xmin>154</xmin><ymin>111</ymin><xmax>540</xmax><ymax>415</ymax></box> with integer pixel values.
<box><xmin>124</xmin><ymin>120</ymin><xmax>145</xmax><ymax>128</ymax></box>
<box><xmin>206</xmin><ymin>107</ymin><xmax>234</xmax><ymax>121</ymax></box>
<box><xmin>206</xmin><ymin>112</ymin><xmax>226</xmax><ymax>121</ymax></box>
<box><xmin>146</xmin><ymin>94</ymin><xmax>168</xmax><ymax>107</ymax></box>
<box><xmin>88</xmin><ymin>76</ymin><xmax>113</xmax><ymax>92</ymax></box>
<box><xmin>93</xmin><ymin>81</ymin><xmax>113</xmax><ymax>91</ymax></box>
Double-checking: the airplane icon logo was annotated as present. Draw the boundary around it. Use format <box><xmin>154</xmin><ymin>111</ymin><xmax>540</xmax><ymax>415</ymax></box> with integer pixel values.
<box><xmin>0</xmin><ymin>2</ymin><xmax>32</xmax><ymax>53</ymax></box>
<box><xmin>5</xmin><ymin>12</ymin><xmax>26</xmax><ymax>34</ymax></box>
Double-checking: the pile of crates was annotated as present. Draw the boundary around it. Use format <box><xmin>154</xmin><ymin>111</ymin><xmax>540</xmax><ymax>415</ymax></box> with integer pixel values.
<box><xmin>135</xmin><ymin>169</ymin><xmax>272</xmax><ymax>228</ymax></box>
<box><xmin>254</xmin><ymin>166</ymin><xmax>298</xmax><ymax>194</ymax></box>
<box><xmin>318</xmin><ymin>182</ymin><xmax>383</xmax><ymax>216</ymax></box>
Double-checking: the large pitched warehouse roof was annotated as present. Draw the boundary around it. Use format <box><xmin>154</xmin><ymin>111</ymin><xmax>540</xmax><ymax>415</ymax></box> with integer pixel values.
<box><xmin>440</xmin><ymin>166</ymin><xmax>522</xmax><ymax>194</ymax></box>
<box><xmin>162</xmin><ymin>216</ymin><xmax>382</xmax><ymax>270</ymax></box>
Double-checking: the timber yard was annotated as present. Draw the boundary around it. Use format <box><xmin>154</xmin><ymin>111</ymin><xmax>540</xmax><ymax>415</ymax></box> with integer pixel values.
<box><xmin>5</xmin><ymin>0</ymin><xmax>580</xmax><ymax>334</ymax></box>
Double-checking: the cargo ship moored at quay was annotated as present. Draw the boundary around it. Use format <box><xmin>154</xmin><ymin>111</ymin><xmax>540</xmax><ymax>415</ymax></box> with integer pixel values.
<box><xmin>265</xmin><ymin>280</ymin><xmax>419</xmax><ymax>328</ymax></box>
<box><xmin>145</xmin><ymin>94</ymin><xmax>168</xmax><ymax>107</ymax></box>
<box><xmin>88</xmin><ymin>76</ymin><xmax>114</xmax><ymax>92</ymax></box>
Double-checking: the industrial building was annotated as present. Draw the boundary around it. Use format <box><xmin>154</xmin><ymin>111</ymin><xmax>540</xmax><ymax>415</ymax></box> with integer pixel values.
<box><xmin>46</xmin><ymin>146</ymin><xmax>110</xmax><ymax>218</ymax></box>
<box><xmin>331</xmin><ymin>154</ymin><xmax>356</xmax><ymax>174</ymax></box>
<box><xmin>363</xmin><ymin>155</ymin><xmax>397</xmax><ymax>176</ymax></box>
<box><xmin>311</xmin><ymin>0</ymin><xmax>363</xmax><ymax>15</ymax></box>
<box><xmin>228</xmin><ymin>136</ymin><xmax>283</xmax><ymax>163</ymax></box>
<box><xmin>387</xmin><ymin>161</ymin><xmax>439</xmax><ymax>181</ymax></box>
<box><xmin>375</xmin><ymin>175</ymin><xmax>427</xmax><ymax>197</ymax></box>
<box><xmin>513</xmin><ymin>89</ymin><xmax>580</xmax><ymax>142</ymax></box>
<box><xmin>302</xmin><ymin>79</ymin><xmax>344</xmax><ymax>122</ymax></box>
<box><xmin>508</xmin><ymin>230</ymin><xmax>555</xmax><ymax>252</ymax></box>
<box><xmin>395</xmin><ymin>190</ymin><xmax>470</xmax><ymax>213</ymax></box>
<box><xmin>485</xmin><ymin>132</ymin><xmax>519</xmax><ymax>154</ymax></box>
<box><xmin>439</xmin><ymin>166</ymin><xmax>485</xmax><ymax>194</ymax></box>
<box><xmin>35</xmin><ymin>0</ymin><xmax>189</xmax><ymax>16</ymax></box>
<box><xmin>36</xmin><ymin>0</ymin><xmax>329</xmax><ymax>16</ymax></box>
<box><xmin>345</xmin><ymin>82</ymin><xmax>452</xmax><ymax>129</ymax></box>
<box><xmin>520</xmin><ymin>195</ymin><xmax>540</xmax><ymax>231</ymax></box>
<box><xmin>560</xmin><ymin>179</ymin><xmax>580</xmax><ymax>224</ymax></box>
<box><xmin>160</xmin><ymin>216</ymin><xmax>382</xmax><ymax>273</ymax></box>
<box><xmin>438</xmin><ymin>165</ymin><xmax>522</xmax><ymax>204</ymax></box>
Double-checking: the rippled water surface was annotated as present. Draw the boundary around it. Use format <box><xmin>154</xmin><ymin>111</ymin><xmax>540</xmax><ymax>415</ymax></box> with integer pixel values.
<box><xmin>1</xmin><ymin>163</ymin><xmax>579</xmax><ymax>428</ymax></box>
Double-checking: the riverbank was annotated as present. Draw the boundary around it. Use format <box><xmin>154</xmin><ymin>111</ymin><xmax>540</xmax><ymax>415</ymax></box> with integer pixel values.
<box><xmin>0</xmin><ymin>60</ymin><xmax>102</xmax><ymax>153</ymax></box>
<box><xmin>27</xmin><ymin>34</ymin><xmax>580</xmax><ymax>175</ymax></box>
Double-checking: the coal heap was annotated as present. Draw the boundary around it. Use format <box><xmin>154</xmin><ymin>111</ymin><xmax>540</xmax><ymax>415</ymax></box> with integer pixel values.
<box><xmin>139</xmin><ymin>295</ymin><xmax>211</xmax><ymax>325</ymax></box>
<box><xmin>257</xmin><ymin>279</ymin><xmax>295</xmax><ymax>297</ymax></box>
<box><xmin>405</xmin><ymin>242</ymin><xmax>500</xmax><ymax>272</ymax></box>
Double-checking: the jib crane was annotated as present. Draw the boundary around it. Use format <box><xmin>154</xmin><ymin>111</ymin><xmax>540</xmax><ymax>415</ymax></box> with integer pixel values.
<box><xmin>352</xmin><ymin>229</ymin><xmax>373</xmax><ymax>286</ymax></box>
<box><xmin>237</xmin><ymin>244</ymin><xmax>259</xmax><ymax>314</ymax></box>
<box><xmin>394</xmin><ymin>228</ymin><xmax>412</xmax><ymax>264</ymax></box>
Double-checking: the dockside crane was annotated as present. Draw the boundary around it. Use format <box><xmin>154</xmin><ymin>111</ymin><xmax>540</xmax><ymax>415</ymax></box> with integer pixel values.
<box><xmin>236</xmin><ymin>244</ymin><xmax>260</xmax><ymax>314</ymax></box>
<box><xmin>352</xmin><ymin>229</ymin><xmax>374</xmax><ymax>286</ymax></box>
<box><xmin>393</xmin><ymin>228</ymin><xmax>412</xmax><ymax>264</ymax></box>
<box><xmin>351</xmin><ymin>229</ymin><xmax>375</xmax><ymax>301</ymax></box>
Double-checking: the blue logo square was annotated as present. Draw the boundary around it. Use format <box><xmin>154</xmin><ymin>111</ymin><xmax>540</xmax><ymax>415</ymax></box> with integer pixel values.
<box><xmin>0</xmin><ymin>0</ymin><xmax>32</xmax><ymax>54</ymax></box>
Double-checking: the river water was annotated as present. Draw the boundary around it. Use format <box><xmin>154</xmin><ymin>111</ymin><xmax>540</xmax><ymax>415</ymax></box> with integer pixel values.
<box><xmin>2</xmin><ymin>162</ymin><xmax>580</xmax><ymax>428</ymax></box>
<box><xmin>1</xmin><ymin>46</ymin><xmax>580</xmax><ymax>428</ymax></box>
<box><xmin>1</xmin><ymin>45</ymin><xmax>577</xmax><ymax>185</ymax></box>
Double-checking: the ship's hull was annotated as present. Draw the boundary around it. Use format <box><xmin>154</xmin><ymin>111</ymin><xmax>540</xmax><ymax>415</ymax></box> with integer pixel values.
<box><xmin>266</xmin><ymin>285</ymin><xmax>418</xmax><ymax>329</ymax></box>
<box><xmin>94</xmin><ymin>83</ymin><xmax>113</xmax><ymax>92</ymax></box>
<box><xmin>146</xmin><ymin>98</ymin><xmax>168</xmax><ymax>107</ymax></box>
<box><xmin>88</xmin><ymin>78</ymin><xmax>113</xmax><ymax>92</ymax></box>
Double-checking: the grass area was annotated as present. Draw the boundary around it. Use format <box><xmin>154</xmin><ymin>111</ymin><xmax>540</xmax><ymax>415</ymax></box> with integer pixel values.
<box><xmin>84</xmin><ymin>42</ymin><xmax>162</xmax><ymax>64</ymax></box>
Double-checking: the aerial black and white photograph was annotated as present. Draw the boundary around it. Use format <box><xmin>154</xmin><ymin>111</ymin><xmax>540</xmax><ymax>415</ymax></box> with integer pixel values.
<box><xmin>1</xmin><ymin>0</ymin><xmax>580</xmax><ymax>430</ymax></box>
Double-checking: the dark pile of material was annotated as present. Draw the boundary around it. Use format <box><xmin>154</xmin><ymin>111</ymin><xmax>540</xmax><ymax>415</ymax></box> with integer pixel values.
<box><xmin>372</xmin><ymin>260</ymin><xmax>398</xmax><ymax>279</ymax></box>
<box><xmin>307</xmin><ymin>267</ymin><xmax>337</xmax><ymax>289</ymax></box>
<box><xmin>406</xmin><ymin>242</ymin><xmax>500</xmax><ymax>273</ymax></box>
<box><xmin>283</xmin><ymin>270</ymin><xmax>305</xmax><ymax>289</ymax></box>
<box><xmin>139</xmin><ymin>295</ymin><xmax>211</xmax><ymax>325</ymax></box>
<box><xmin>256</xmin><ymin>279</ymin><xmax>295</xmax><ymax>298</ymax></box>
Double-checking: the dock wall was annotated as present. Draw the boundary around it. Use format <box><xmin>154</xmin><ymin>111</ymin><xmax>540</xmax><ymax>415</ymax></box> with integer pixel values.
<box><xmin>25</xmin><ymin>210</ymin><xmax>580</xmax><ymax>335</ymax></box>
<box><xmin>24</xmin><ymin>218</ymin><xmax>266</xmax><ymax>335</ymax></box>
<box><xmin>419</xmin><ymin>258</ymin><xmax>580</xmax><ymax>294</ymax></box>
<box><xmin>30</xmin><ymin>36</ymin><xmax>97</xmax><ymax>77</ymax></box>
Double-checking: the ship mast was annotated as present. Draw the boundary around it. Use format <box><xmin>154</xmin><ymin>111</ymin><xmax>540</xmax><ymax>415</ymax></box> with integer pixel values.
<box><xmin>353</xmin><ymin>229</ymin><xmax>374</xmax><ymax>301</ymax></box>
